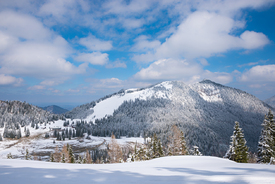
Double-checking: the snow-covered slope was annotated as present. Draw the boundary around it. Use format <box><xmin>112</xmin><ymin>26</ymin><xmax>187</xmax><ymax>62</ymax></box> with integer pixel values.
<box><xmin>1</xmin><ymin>156</ymin><xmax>275</xmax><ymax>184</ymax></box>
<box><xmin>264</xmin><ymin>95</ymin><xmax>275</xmax><ymax>108</ymax></box>
<box><xmin>67</xmin><ymin>81</ymin><xmax>173</xmax><ymax>122</ymax></box>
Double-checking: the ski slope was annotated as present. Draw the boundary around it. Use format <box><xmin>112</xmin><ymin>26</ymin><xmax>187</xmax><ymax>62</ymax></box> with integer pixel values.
<box><xmin>1</xmin><ymin>156</ymin><xmax>275</xmax><ymax>184</ymax></box>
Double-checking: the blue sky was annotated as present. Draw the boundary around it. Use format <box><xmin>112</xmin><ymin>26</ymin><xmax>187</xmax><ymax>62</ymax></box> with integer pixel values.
<box><xmin>0</xmin><ymin>0</ymin><xmax>275</xmax><ymax>109</ymax></box>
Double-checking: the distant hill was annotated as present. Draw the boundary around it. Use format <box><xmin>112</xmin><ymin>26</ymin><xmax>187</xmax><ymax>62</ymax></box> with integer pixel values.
<box><xmin>264</xmin><ymin>95</ymin><xmax>275</xmax><ymax>108</ymax></box>
<box><xmin>0</xmin><ymin>100</ymin><xmax>61</xmax><ymax>130</ymax></box>
<box><xmin>41</xmin><ymin>105</ymin><xmax>68</xmax><ymax>114</ymax></box>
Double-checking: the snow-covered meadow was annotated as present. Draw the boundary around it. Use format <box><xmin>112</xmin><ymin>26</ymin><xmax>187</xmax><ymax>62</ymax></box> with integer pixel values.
<box><xmin>1</xmin><ymin>156</ymin><xmax>275</xmax><ymax>184</ymax></box>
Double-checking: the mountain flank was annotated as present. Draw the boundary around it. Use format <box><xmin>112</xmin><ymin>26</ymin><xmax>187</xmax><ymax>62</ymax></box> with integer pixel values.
<box><xmin>264</xmin><ymin>95</ymin><xmax>275</xmax><ymax>108</ymax></box>
<box><xmin>41</xmin><ymin>105</ymin><xmax>69</xmax><ymax>114</ymax></box>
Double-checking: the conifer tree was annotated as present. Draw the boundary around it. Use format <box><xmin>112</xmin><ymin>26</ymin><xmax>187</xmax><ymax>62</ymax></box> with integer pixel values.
<box><xmin>25</xmin><ymin>148</ymin><xmax>31</xmax><ymax>160</ymax></box>
<box><xmin>61</xmin><ymin>153</ymin><xmax>66</xmax><ymax>163</ymax></box>
<box><xmin>192</xmin><ymin>146</ymin><xmax>202</xmax><ymax>156</ymax></box>
<box><xmin>0</xmin><ymin>133</ymin><xmax>2</xmax><ymax>141</ymax></box>
<box><xmin>68</xmin><ymin>145</ymin><xmax>75</xmax><ymax>163</ymax></box>
<box><xmin>225</xmin><ymin>121</ymin><xmax>248</xmax><ymax>163</ymax></box>
<box><xmin>257</xmin><ymin>110</ymin><xmax>275</xmax><ymax>163</ymax></box>
<box><xmin>25</xmin><ymin>128</ymin><xmax>30</xmax><ymax>137</ymax></box>
<box><xmin>157</xmin><ymin>139</ymin><xmax>164</xmax><ymax>157</ymax></box>
<box><xmin>7</xmin><ymin>152</ymin><xmax>12</xmax><ymax>159</ymax></box>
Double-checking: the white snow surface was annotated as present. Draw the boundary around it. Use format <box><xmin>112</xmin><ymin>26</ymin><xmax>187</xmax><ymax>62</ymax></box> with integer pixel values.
<box><xmin>85</xmin><ymin>81</ymin><xmax>173</xmax><ymax>123</ymax></box>
<box><xmin>1</xmin><ymin>156</ymin><xmax>275</xmax><ymax>184</ymax></box>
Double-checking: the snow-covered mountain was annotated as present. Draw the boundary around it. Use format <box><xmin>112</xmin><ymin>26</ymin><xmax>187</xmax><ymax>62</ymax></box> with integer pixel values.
<box><xmin>66</xmin><ymin>80</ymin><xmax>274</xmax><ymax>156</ymax></box>
<box><xmin>264</xmin><ymin>95</ymin><xmax>275</xmax><ymax>108</ymax></box>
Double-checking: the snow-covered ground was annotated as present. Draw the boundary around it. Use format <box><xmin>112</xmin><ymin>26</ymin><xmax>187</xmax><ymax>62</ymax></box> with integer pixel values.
<box><xmin>0</xmin><ymin>119</ymin><xmax>144</xmax><ymax>159</ymax></box>
<box><xmin>1</xmin><ymin>156</ymin><xmax>274</xmax><ymax>184</ymax></box>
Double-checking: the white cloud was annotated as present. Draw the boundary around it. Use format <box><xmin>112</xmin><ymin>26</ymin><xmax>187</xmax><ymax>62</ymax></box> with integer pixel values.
<box><xmin>134</xmin><ymin>59</ymin><xmax>202</xmax><ymax>81</ymax></box>
<box><xmin>0</xmin><ymin>74</ymin><xmax>23</xmax><ymax>86</ymax></box>
<box><xmin>0</xmin><ymin>11</ymin><xmax>87</xmax><ymax>86</ymax></box>
<box><xmin>134</xmin><ymin>58</ymin><xmax>233</xmax><ymax>85</ymax></box>
<box><xmin>74</xmin><ymin>52</ymin><xmax>109</xmax><ymax>65</ymax></box>
<box><xmin>133</xmin><ymin>11</ymin><xmax>270</xmax><ymax>62</ymax></box>
<box><xmin>79</xmin><ymin>34</ymin><xmax>113</xmax><ymax>51</ymax></box>
<box><xmin>240</xmin><ymin>65</ymin><xmax>275</xmax><ymax>82</ymax></box>
<box><xmin>0</xmin><ymin>10</ymin><xmax>52</xmax><ymax>41</ymax></box>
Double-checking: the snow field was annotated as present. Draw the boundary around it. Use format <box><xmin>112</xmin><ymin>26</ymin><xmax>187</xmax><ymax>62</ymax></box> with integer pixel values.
<box><xmin>0</xmin><ymin>156</ymin><xmax>275</xmax><ymax>184</ymax></box>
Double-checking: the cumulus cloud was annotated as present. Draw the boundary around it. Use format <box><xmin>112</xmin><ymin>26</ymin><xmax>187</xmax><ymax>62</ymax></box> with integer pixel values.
<box><xmin>0</xmin><ymin>74</ymin><xmax>23</xmax><ymax>86</ymax></box>
<box><xmin>74</xmin><ymin>52</ymin><xmax>109</xmax><ymax>65</ymax></box>
<box><xmin>79</xmin><ymin>34</ymin><xmax>113</xmax><ymax>51</ymax></box>
<box><xmin>240</xmin><ymin>65</ymin><xmax>275</xmax><ymax>82</ymax></box>
<box><xmin>0</xmin><ymin>10</ymin><xmax>87</xmax><ymax>85</ymax></box>
<box><xmin>133</xmin><ymin>11</ymin><xmax>270</xmax><ymax>62</ymax></box>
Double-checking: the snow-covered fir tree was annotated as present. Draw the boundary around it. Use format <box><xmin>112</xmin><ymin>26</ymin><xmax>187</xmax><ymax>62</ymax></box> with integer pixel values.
<box><xmin>257</xmin><ymin>110</ymin><xmax>275</xmax><ymax>163</ymax></box>
<box><xmin>7</xmin><ymin>152</ymin><xmax>12</xmax><ymax>159</ymax></box>
<box><xmin>191</xmin><ymin>146</ymin><xmax>202</xmax><ymax>156</ymax></box>
<box><xmin>224</xmin><ymin>121</ymin><xmax>248</xmax><ymax>163</ymax></box>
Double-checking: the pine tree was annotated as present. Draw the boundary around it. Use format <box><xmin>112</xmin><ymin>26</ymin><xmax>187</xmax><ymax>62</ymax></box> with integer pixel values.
<box><xmin>7</xmin><ymin>152</ymin><xmax>12</xmax><ymax>159</ymax></box>
<box><xmin>68</xmin><ymin>144</ymin><xmax>75</xmax><ymax>163</ymax></box>
<box><xmin>25</xmin><ymin>148</ymin><xmax>31</xmax><ymax>160</ymax></box>
<box><xmin>157</xmin><ymin>139</ymin><xmax>164</xmax><ymax>157</ymax></box>
<box><xmin>257</xmin><ymin>110</ymin><xmax>275</xmax><ymax>163</ymax></box>
<box><xmin>0</xmin><ymin>133</ymin><xmax>2</xmax><ymax>141</ymax></box>
<box><xmin>225</xmin><ymin>121</ymin><xmax>248</xmax><ymax>163</ymax></box>
<box><xmin>192</xmin><ymin>146</ymin><xmax>202</xmax><ymax>156</ymax></box>
<box><xmin>61</xmin><ymin>153</ymin><xmax>66</xmax><ymax>163</ymax></box>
